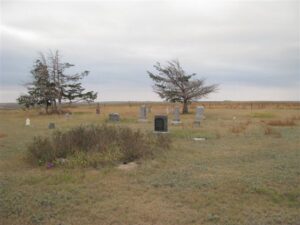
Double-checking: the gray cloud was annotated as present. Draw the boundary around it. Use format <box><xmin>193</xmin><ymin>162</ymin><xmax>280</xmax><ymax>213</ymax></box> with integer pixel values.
<box><xmin>0</xmin><ymin>0</ymin><xmax>299</xmax><ymax>102</ymax></box>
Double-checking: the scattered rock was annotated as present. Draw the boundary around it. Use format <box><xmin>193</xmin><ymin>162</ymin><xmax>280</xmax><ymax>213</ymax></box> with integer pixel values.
<box><xmin>193</xmin><ymin>137</ymin><xmax>206</xmax><ymax>141</ymax></box>
<box><xmin>46</xmin><ymin>162</ymin><xmax>54</xmax><ymax>169</ymax></box>
<box><xmin>56</xmin><ymin>158</ymin><xmax>68</xmax><ymax>164</ymax></box>
<box><xmin>117</xmin><ymin>162</ymin><xmax>137</xmax><ymax>171</ymax></box>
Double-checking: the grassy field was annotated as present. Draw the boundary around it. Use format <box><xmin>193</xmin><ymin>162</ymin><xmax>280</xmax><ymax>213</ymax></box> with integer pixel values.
<box><xmin>0</xmin><ymin>102</ymin><xmax>300</xmax><ymax>225</ymax></box>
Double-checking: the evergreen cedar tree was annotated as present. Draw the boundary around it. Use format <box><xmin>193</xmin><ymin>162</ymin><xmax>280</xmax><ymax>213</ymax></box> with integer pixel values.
<box><xmin>17</xmin><ymin>50</ymin><xmax>97</xmax><ymax>113</ymax></box>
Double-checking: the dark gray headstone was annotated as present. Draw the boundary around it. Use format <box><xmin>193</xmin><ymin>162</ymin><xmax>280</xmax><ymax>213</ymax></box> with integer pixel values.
<box><xmin>109</xmin><ymin>113</ymin><xmax>120</xmax><ymax>122</ymax></box>
<box><xmin>48</xmin><ymin>122</ymin><xmax>55</xmax><ymax>129</ymax></box>
<box><xmin>154</xmin><ymin>115</ymin><xmax>168</xmax><ymax>132</ymax></box>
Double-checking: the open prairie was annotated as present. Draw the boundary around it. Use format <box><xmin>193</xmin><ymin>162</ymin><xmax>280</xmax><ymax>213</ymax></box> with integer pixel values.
<box><xmin>0</xmin><ymin>102</ymin><xmax>300</xmax><ymax>225</ymax></box>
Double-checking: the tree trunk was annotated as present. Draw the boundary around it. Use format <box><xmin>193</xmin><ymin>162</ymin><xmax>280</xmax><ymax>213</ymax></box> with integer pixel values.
<box><xmin>45</xmin><ymin>104</ymin><xmax>49</xmax><ymax>114</ymax></box>
<box><xmin>57</xmin><ymin>97</ymin><xmax>62</xmax><ymax>114</ymax></box>
<box><xmin>182</xmin><ymin>100</ymin><xmax>189</xmax><ymax>114</ymax></box>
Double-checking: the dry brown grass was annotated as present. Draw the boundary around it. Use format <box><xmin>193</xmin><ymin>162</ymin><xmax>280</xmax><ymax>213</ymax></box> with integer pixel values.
<box><xmin>1</xmin><ymin>103</ymin><xmax>300</xmax><ymax>225</ymax></box>
<box><xmin>290</xmin><ymin>115</ymin><xmax>300</xmax><ymax>121</ymax></box>
<box><xmin>264</xmin><ymin>127</ymin><xmax>282</xmax><ymax>138</ymax></box>
<box><xmin>230</xmin><ymin>120</ymin><xmax>251</xmax><ymax>134</ymax></box>
<box><xmin>0</xmin><ymin>132</ymin><xmax>7</xmax><ymax>139</ymax></box>
<box><xmin>267</xmin><ymin>119</ymin><xmax>296</xmax><ymax>126</ymax></box>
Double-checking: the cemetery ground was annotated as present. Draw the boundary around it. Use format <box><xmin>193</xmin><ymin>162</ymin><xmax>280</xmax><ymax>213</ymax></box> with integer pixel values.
<box><xmin>0</xmin><ymin>102</ymin><xmax>299</xmax><ymax>225</ymax></box>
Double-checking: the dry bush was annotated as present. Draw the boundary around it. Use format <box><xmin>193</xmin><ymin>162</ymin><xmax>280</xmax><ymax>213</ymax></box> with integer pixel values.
<box><xmin>264</xmin><ymin>127</ymin><xmax>282</xmax><ymax>138</ymax></box>
<box><xmin>0</xmin><ymin>132</ymin><xmax>7</xmax><ymax>139</ymax></box>
<box><xmin>215</xmin><ymin>130</ymin><xmax>221</xmax><ymax>139</ymax></box>
<box><xmin>267</xmin><ymin>119</ymin><xmax>295</xmax><ymax>126</ymax></box>
<box><xmin>230</xmin><ymin>120</ymin><xmax>251</xmax><ymax>134</ymax></box>
<box><xmin>27</xmin><ymin>125</ymin><xmax>171</xmax><ymax>167</ymax></box>
<box><xmin>290</xmin><ymin>115</ymin><xmax>300</xmax><ymax>121</ymax></box>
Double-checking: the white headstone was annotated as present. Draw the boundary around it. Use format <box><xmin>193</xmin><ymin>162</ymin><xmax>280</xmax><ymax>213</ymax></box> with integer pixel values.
<box><xmin>194</xmin><ymin>106</ymin><xmax>205</xmax><ymax>126</ymax></box>
<box><xmin>25</xmin><ymin>118</ymin><xmax>30</xmax><ymax>126</ymax></box>
<box><xmin>166</xmin><ymin>107</ymin><xmax>169</xmax><ymax>114</ymax></box>
<box><xmin>138</xmin><ymin>105</ymin><xmax>147</xmax><ymax>122</ymax></box>
<box><xmin>171</xmin><ymin>106</ymin><xmax>182</xmax><ymax>125</ymax></box>
<box><xmin>64</xmin><ymin>113</ymin><xmax>70</xmax><ymax>119</ymax></box>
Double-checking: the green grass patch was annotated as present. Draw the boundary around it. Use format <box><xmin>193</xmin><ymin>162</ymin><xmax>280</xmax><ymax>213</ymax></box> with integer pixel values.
<box><xmin>171</xmin><ymin>129</ymin><xmax>217</xmax><ymax>139</ymax></box>
<box><xmin>252</xmin><ymin>187</ymin><xmax>300</xmax><ymax>207</ymax></box>
<box><xmin>251</xmin><ymin>112</ymin><xmax>275</xmax><ymax>118</ymax></box>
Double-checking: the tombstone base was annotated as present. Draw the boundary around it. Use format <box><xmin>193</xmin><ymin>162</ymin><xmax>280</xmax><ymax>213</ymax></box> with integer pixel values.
<box><xmin>153</xmin><ymin>131</ymin><xmax>169</xmax><ymax>134</ymax></box>
<box><xmin>138</xmin><ymin>119</ymin><xmax>148</xmax><ymax>123</ymax></box>
<box><xmin>171</xmin><ymin>120</ymin><xmax>182</xmax><ymax>125</ymax></box>
<box><xmin>194</xmin><ymin>121</ymin><xmax>201</xmax><ymax>127</ymax></box>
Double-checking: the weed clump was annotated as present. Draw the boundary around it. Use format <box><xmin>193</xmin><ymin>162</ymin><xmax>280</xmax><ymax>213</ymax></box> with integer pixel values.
<box><xmin>27</xmin><ymin>125</ymin><xmax>171</xmax><ymax>167</ymax></box>
<box><xmin>264</xmin><ymin>127</ymin><xmax>282</xmax><ymax>138</ymax></box>
<box><xmin>230</xmin><ymin>120</ymin><xmax>251</xmax><ymax>134</ymax></box>
<box><xmin>267</xmin><ymin>119</ymin><xmax>295</xmax><ymax>126</ymax></box>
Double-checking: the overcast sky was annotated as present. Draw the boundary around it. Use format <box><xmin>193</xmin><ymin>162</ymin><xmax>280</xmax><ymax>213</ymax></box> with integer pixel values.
<box><xmin>0</xmin><ymin>0</ymin><xmax>299</xmax><ymax>102</ymax></box>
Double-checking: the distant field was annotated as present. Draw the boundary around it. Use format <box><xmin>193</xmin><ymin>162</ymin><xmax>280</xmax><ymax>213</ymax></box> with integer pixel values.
<box><xmin>0</xmin><ymin>102</ymin><xmax>299</xmax><ymax>225</ymax></box>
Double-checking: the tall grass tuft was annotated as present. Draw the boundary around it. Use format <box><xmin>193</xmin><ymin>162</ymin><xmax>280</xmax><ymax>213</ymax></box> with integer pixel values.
<box><xmin>27</xmin><ymin>125</ymin><xmax>171</xmax><ymax>167</ymax></box>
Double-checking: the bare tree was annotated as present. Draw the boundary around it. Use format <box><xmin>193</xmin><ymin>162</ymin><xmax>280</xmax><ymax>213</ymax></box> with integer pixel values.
<box><xmin>148</xmin><ymin>60</ymin><xmax>218</xmax><ymax>114</ymax></box>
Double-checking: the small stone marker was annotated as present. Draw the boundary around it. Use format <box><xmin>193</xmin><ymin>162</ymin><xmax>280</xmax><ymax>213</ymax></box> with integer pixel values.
<box><xmin>48</xmin><ymin>122</ymin><xmax>55</xmax><ymax>129</ymax></box>
<box><xmin>96</xmin><ymin>103</ymin><xmax>100</xmax><ymax>114</ymax></box>
<box><xmin>64</xmin><ymin>113</ymin><xmax>70</xmax><ymax>119</ymax></box>
<box><xmin>193</xmin><ymin>137</ymin><xmax>206</xmax><ymax>141</ymax></box>
<box><xmin>118</xmin><ymin>162</ymin><xmax>137</xmax><ymax>171</ymax></box>
<box><xmin>138</xmin><ymin>105</ymin><xmax>148</xmax><ymax>122</ymax></box>
<box><xmin>171</xmin><ymin>106</ymin><xmax>182</xmax><ymax>125</ymax></box>
<box><xmin>109</xmin><ymin>113</ymin><xmax>120</xmax><ymax>122</ymax></box>
<box><xmin>25</xmin><ymin>118</ymin><xmax>30</xmax><ymax>126</ymax></box>
<box><xmin>154</xmin><ymin>115</ymin><xmax>168</xmax><ymax>132</ymax></box>
<box><xmin>194</xmin><ymin>106</ymin><xmax>205</xmax><ymax>126</ymax></box>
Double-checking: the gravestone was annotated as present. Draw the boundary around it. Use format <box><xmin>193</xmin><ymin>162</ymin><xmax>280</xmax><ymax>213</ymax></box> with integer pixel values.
<box><xmin>194</xmin><ymin>106</ymin><xmax>204</xmax><ymax>126</ymax></box>
<box><xmin>138</xmin><ymin>105</ymin><xmax>148</xmax><ymax>122</ymax></box>
<box><xmin>171</xmin><ymin>106</ymin><xmax>182</xmax><ymax>125</ymax></box>
<box><xmin>96</xmin><ymin>103</ymin><xmax>100</xmax><ymax>114</ymax></box>
<box><xmin>154</xmin><ymin>115</ymin><xmax>168</xmax><ymax>132</ymax></box>
<box><xmin>109</xmin><ymin>113</ymin><xmax>120</xmax><ymax>122</ymax></box>
<box><xmin>48</xmin><ymin>122</ymin><xmax>55</xmax><ymax>129</ymax></box>
<box><xmin>64</xmin><ymin>113</ymin><xmax>70</xmax><ymax>120</ymax></box>
<box><xmin>25</xmin><ymin>118</ymin><xmax>30</xmax><ymax>126</ymax></box>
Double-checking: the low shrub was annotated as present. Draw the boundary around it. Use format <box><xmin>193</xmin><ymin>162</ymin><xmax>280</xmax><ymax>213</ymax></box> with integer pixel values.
<box><xmin>27</xmin><ymin>125</ymin><xmax>171</xmax><ymax>167</ymax></box>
